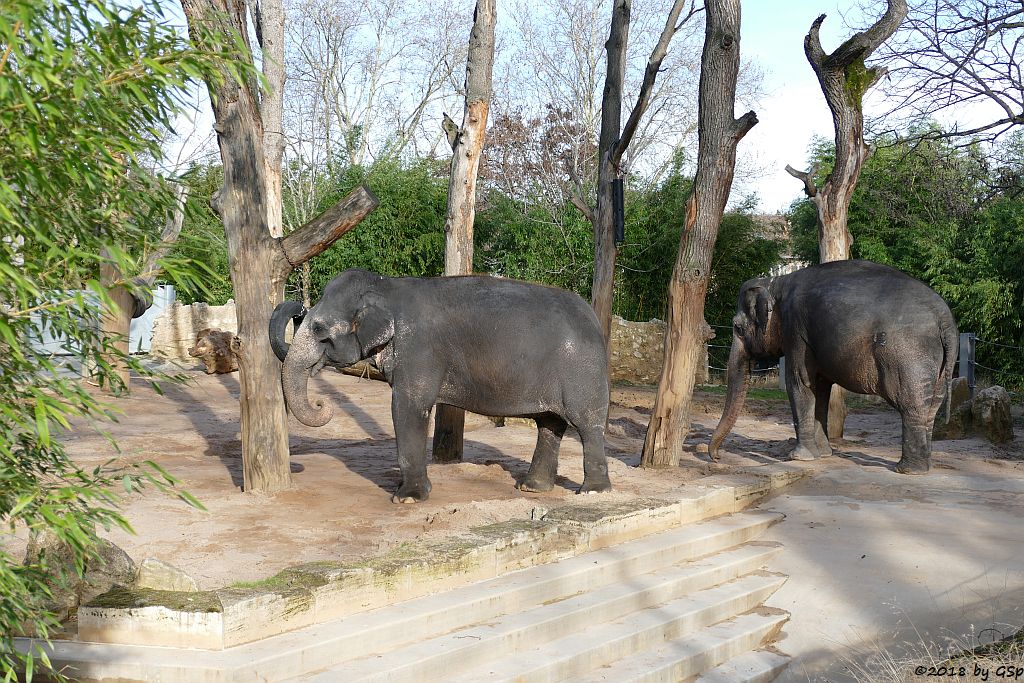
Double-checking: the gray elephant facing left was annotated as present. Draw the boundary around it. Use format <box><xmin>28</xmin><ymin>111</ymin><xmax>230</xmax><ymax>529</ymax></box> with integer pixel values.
<box><xmin>270</xmin><ymin>269</ymin><xmax>612</xmax><ymax>503</ymax></box>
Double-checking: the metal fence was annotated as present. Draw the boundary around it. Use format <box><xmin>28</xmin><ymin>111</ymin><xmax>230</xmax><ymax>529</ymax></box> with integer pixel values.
<box><xmin>959</xmin><ymin>332</ymin><xmax>1023</xmax><ymax>398</ymax></box>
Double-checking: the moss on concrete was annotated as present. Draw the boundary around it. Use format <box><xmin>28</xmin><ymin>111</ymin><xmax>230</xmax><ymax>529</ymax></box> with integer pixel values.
<box><xmin>85</xmin><ymin>587</ymin><xmax>222</xmax><ymax>613</ymax></box>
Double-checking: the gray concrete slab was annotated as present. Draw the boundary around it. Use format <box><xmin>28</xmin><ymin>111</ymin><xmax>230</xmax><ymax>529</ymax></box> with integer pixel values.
<box><xmin>760</xmin><ymin>455</ymin><xmax>1024</xmax><ymax>682</ymax></box>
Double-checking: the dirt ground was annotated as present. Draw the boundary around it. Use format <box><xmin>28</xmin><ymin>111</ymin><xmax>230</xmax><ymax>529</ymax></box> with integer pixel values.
<box><xmin>12</xmin><ymin>365</ymin><xmax>1023</xmax><ymax>591</ymax></box>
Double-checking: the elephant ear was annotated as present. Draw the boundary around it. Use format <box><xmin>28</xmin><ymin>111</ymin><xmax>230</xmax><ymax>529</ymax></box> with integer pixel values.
<box><xmin>744</xmin><ymin>284</ymin><xmax>774</xmax><ymax>331</ymax></box>
<box><xmin>352</xmin><ymin>301</ymin><xmax>394</xmax><ymax>356</ymax></box>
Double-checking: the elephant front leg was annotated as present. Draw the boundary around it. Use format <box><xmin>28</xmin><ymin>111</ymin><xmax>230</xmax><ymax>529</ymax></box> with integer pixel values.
<box><xmin>517</xmin><ymin>415</ymin><xmax>567</xmax><ymax>493</ymax></box>
<box><xmin>577</xmin><ymin>424</ymin><xmax>611</xmax><ymax>494</ymax></box>
<box><xmin>391</xmin><ymin>393</ymin><xmax>433</xmax><ymax>503</ymax></box>
<box><xmin>786</xmin><ymin>364</ymin><xmax>822</xmax><ymax>461</ymax></box>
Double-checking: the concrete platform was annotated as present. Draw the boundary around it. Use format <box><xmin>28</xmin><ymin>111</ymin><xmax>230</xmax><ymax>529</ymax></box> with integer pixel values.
<box><xmin>761</xmin><ymin>456</ymin><xmax>1024</xmax><ymax>681</ymax></box>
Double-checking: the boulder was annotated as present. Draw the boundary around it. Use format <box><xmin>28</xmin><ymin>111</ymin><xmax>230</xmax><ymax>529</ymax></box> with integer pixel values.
<box><xmin>136</xmin><ymin>558</ymin><xmax>198</xmax><ymax>592</ymax></box>
<box><xmin>23</xmin><ymin>533</ymin><xmax>137</xmax><ymax>624</ymax></box>
<box><xmin>933</xmin><ymin>377</ymin><xmax>972</xmax><ymax>440</ymax></box>
<box><xmin>971</xmin><ymin>385</ymin><xmax>1014</xmax><ymax>444</ymax></box>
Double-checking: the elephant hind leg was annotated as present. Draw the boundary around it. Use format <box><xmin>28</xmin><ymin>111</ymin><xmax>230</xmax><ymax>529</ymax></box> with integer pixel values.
<box><xmin>895</xmin><ymin>410</ymin><xmax>932</xmax><ymax>474</ymax></box>
<box><xmin>517</xmin><ymin>414</ymin><xmax>567</xmax><ymax>493</ymax></box>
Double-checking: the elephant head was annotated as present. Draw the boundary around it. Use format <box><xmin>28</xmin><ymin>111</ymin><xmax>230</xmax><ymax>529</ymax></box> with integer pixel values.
<box><xmin>280</xmin><ymin>270</ymin><xmax>395</xmax><ymax>427</ymax></box>
<box><xmin>709</xmin><ymin>277</ymin><xmax>781</xmax><ymax>459</ymax></box>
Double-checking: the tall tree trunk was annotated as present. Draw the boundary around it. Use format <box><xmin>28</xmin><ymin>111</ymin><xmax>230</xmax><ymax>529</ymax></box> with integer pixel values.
<box><xmin>588</xmin><ymin>0</ymin><xmax>630</xmax><ymax>344</ymax></box>
<box><xmin>99</xmin><ymin>185</ymin><xmax>188</xmax><ymax>392</ymax></box>
<box><xmin>255</xmin><ymin>0</ymin><xmax>286</xmax><ymax>241</ymax></box>
<box><xmin>575</xmin><ymin>0</ymin><xmax>698</xmax><ymax>344</ymax></box>
<box><xmin>641</xmin><ymin>0</ymin><xmax>757</xmax><ymax>468</ymax></box>
<box><xmin>785</xmin><ymin>0</ymin><xmax>907</xmax><ymax>438</ymax></box>
<box><xmin>181</xmin><ymin>0</ymin><xmax>378</xmax><ymax>493</ymax></box>
<box><xmin>432</xmin><ymin>0</ymin><xmax>496</xmax><ymax>463</ymax></box>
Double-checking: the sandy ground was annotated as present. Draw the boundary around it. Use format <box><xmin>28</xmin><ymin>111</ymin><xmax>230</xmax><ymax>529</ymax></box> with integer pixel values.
<box><xmin>9</xmin><ymin>365</ymin><xmax>1022</xmax><ymax>607</ymax></box>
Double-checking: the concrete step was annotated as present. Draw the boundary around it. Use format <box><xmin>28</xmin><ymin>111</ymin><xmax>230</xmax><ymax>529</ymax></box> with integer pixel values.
<box><xmin>691</xmin><ymin>648</ymin><xmax>792</xmax><ymax>683</ymax></box>
<box><xmin>36</xmin><ymin>511</ymin><xmax>787</xmax><ymax>683</ymax></box>
<box><xmin>435</xmin><ymin>573</ymin><xmax>787</xmax><ymax>683</ymax></box>
<box><xmin>572</xmin><ymin>610</ymin><xmax>790</xmax><ymax>683</ymax></box>
<box><xmin>279</xmin><ymin>513</ymin><xmax>782</xmax><ymax>682</ymax></box>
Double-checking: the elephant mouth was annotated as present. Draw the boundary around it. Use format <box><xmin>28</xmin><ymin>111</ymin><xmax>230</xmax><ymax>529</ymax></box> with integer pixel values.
<box><xmin>308</xmin><ymin>350</ymin><xmax>329</xmax><ymax>376</ymax></box>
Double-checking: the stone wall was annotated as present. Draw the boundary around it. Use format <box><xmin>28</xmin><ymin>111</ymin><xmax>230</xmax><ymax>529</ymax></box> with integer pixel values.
<box><xmin>150</xmin><ymin>301</ymin><xmax>238</xmax><ymax>360</ymax></box>
<box><xmin>152</xmin><ymin>304</ymin><xmax>697</xmax><ymax>387</ymax></box>
<box><xmin>609</xmin><ymin>315</ymin><xmax>708</xmax><ymax>386</ymax></box>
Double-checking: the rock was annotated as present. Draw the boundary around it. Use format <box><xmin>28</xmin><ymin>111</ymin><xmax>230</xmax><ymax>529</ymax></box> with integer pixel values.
<box><xmin>136</xmin><ymin>558</ymin><xmax>198</xmax><ymax>592</ymax></box>
<box><xmin>23</xmin><ymin>530</ymin><xmax>83</xmax><ymax>623</ymax></box>
<box><xmin>971</xmin><ymin>385</ymin><xmax>1014</xmax><ymax>444</ymax></box>
<box><xmin>23</xmin><ymin>534</ymin><xmax>137</xmax><ymax>624</ymax></box>
<box><xmin>933</xmin><ymin>377</ymin><xmax>972</xmax><ymax>440</ymax></box>
<box><xmin>81</xmin><ymin>540</ymin><xmax>138</xmax><ymax>607</ymax></box>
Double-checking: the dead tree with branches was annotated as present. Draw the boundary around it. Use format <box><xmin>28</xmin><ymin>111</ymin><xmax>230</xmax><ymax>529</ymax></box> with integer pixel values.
<box><xmin>180</xmin><ymin>0</ymin><xmax>378</xmax><ymax>493</ymax></box>
<box><xmin>432</xmin><ymin>0</ymin><xmax>497</xmax><ymax>463</ymax></box>
<box><xmin>572</xmin><ymin>0</ymin><xmax>701</xmax><ymax>344</ymax></box>
<box><xmin>784</xmin><ymin>0</ymin><xmax>907</xmax><ymax>438</ymax></box>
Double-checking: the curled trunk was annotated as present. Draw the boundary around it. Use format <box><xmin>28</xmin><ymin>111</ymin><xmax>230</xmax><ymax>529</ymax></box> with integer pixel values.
<box><xmin>709</xmin><ymin>335</ymin><xmax>751</xmax><ymax>459</ymax></box>
<box><xmin>269</xmin><ymin>300</ymin><xmax>306</xmax><ymax>362</ymax></box>
<box><xmin>281</xmin><ymin>322</ymin><xmax>333</xmax><ymax>427</ymax></box>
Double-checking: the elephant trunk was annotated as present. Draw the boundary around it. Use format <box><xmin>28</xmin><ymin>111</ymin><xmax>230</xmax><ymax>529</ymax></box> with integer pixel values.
<box><xmin>269</xmin><ymin>300</ymin><xmax>306</xmax><ymax>363</ymax></box>
<box><xmin>709</xmin><ymin>335</ymin><xmax>752</xmax><ymax>459</ymax></box>
<box><xmin>281</xmin><ymin>321</ymin><xmax>333</xmax><ymax>427</ymax></box>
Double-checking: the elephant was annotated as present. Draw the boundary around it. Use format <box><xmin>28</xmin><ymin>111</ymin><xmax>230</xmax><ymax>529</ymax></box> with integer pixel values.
<box><xmin>269</xmin><ymin>269</ymin><xmax>612</xmax><ymax>503</ymax></box>
<box><xmin>709</xmin><ymin>259</ymin><xmax>958</xmax><ymax>474</ymax></box>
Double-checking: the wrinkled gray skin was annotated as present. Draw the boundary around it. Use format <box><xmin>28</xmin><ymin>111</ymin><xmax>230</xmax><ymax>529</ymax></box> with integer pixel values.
<box><xmin>710</xmin><ymin>260</ymin><xmax>958</xmax><ymax>474</ymax></box>
<box><xmin>273</xmin><ymin>269</ymin><xmax>611</xmax><ymax>503</ymax></box>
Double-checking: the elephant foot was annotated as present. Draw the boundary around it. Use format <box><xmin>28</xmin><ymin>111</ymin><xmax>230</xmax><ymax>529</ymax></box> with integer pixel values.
<box><xmin>577</xmin><ymin>477</ymin><xmax>612</xmax><ymax>495</ymax></box>
<box><xmin>895</xmin><ymin>458</ymin><xmax>930</xmax><ymax>475</ymax></box>
<box><xmin>392</xmin><ymin>480</ymin><xmax>431</xmax><ymax>503</ymax></box>
<box><xmin>517</xmin><ymin>477</ymin><xmax>554</xmax><ymax>493</ymax></box>
<box><xmin>789</xmin><ymin>444</ymin><xmax>820</xmax><ymax>461</ymax></box>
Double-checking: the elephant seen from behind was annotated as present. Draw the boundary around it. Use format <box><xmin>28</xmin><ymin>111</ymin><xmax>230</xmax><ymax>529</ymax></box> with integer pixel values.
<box><xmin>710</xmin><ymin>259</ymin><xmax>958</xmax><ymax>474</ymax></box>
<box><xmin>270</xmin><ymin>269</ymin><xmax>612</xmax><ymax>503</ymax></box>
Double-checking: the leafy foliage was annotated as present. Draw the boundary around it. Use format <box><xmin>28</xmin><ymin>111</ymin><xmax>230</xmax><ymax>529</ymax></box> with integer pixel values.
<box><xmin>0</xmin><ymin>0</ymin><xmax>220</xmax><ymax>676</ymax></box>
<box><xmin>176</xmin><ymin>153</ymin><xmax>785</xmax><ymax>330</ymax></box>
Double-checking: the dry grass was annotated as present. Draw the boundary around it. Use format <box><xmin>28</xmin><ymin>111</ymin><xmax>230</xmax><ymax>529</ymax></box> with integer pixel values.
<box><xmin>843</xmin><ymin>623</ymin><xmax>1024</xmax><ymax>682</ymax></box>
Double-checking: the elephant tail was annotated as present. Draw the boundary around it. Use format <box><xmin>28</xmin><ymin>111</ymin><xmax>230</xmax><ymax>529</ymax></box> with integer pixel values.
<box><xmin>938</xmin><ymin>318</ymin><xmax>958</xmax><ymax>424</ymax></box>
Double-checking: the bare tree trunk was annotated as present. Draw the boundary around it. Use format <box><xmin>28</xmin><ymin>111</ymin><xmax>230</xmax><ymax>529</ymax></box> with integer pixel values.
<box><xmin>181</xmin><ymin>0</ymin><xmax>378</xmax><ymax>493</ymax></box>
<box><xmin>254</xmin><ymin>0</ymin><xmax>286</xmax><ymax>240</ymax></box>
<box><xmin>432</xmin><ymin>0</ymin><xmax>496</xmax><ymax>463</ymax></box>
<box><xmin>588</xmin><ymin>0</ymin><xmax>630</xmax><ymax>344</ymax></box>
<box><xmin>785</xmin><ymin>0</ymin><xmax>907</xmax><ymax>438</ymax></box>
<box><xmin>575</xmin><ymin>0</ymin><xmax>698</xmax><ymax>344</ymax></box>
<box><xmin>641</xmin><ymin>0</ymin><xmax>757</xmax><ymax>468</ymax></box>
<box><xmin>99</xmin><ymin>185</ymin><xmax>188</xmax><ymax>392</ymax></box>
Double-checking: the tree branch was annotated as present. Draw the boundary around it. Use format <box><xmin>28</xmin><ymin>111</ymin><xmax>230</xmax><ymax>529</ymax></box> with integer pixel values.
<box><xmin>733</xmin><ymin>110</ymin><xmax>759</xmax><ymax>141</ymax></box>
<box><xmin>442</xmin><ymin>112</ymin><xmax>459</xmax><ymax>150</ymax></box>
<box><xmin>612</xmin><ymin>0</ymin><xmax>698</xmax><ymax>167</ymax></box>
<box><xmin>137</xmin><ymin>184</ymin><xmax>189</xmax><ymax>285</ymax></box>
<box><xmin>824</xmin><ymin>0</ymin><xmax>908</xmax><ymax>69</ymax></box>
<box><xmin>569</xmin><ymin>192</ymin><xmax>595</xmax><ymax>225</ymax></box>
<box><xmin>785</xmin><ymin>164</ymin><xmax>818</xmax><ymax>197</ymax></box>
<box><xmin>279</xmin><ymin>184</ymin><xmax>379</xmax><ymax>268</ymax></box>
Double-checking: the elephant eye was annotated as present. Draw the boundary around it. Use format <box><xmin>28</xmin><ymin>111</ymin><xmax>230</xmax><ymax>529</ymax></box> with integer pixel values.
<box><xmin>311</xmin><ymin>320</ymin><xmax>328</xmax><ymax>340</ymax></box>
